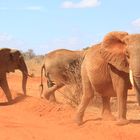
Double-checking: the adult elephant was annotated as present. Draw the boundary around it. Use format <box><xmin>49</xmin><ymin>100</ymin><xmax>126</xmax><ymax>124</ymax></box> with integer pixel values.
<box><xmin>75</xmin><ymin>31</ymin><xmax>140</xmax><ymax>125</ymax></box>
<box><xmin>40</xmin><ymin>49</ymin><xmax>86</xmax><ymax>102</ymax></box>
<box><xmin>0</xmin><ymin>48</ymin><xmax>29</xmax><ymax>103</ymax></box>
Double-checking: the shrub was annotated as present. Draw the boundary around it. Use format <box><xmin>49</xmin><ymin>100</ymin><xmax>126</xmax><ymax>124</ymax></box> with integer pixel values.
<box><xmin>60</xmin><ymin>57</ymin><xmax>83</xmax><ymax>107</ymax></box>
<box><xmin>22</xmin><ymin>49</ymin><xmax>36</xmax><ymax>60</ymax></box>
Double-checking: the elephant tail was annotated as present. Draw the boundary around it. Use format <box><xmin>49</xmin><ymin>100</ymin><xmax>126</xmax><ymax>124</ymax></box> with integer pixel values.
<box><xmin>40</xmin><ymin>64</ymin><xmax>55</xmax><ymax>98</ymax></box>
<box><xmin>40</xmin><ymin>64</ymin><xmax>46</xmax><ymax>98</ymax></box>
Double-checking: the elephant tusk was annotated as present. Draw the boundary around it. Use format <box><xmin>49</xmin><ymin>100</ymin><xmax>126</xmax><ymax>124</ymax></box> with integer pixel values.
<box><xmin>129</xmin><ymin>69</ymin><xmax>134</xmax><ymax>86</ymax></box>
<box><xmin>22</xmin><ymin>71</ymin><xmax>34</xmax><ymax>78</ymax></box>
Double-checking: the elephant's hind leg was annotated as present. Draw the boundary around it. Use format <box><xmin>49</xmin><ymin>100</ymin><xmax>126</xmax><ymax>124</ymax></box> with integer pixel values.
<box><xmin>44</xmin><ymin>83</ymin><xmax>64</xmax><ymax>102</ymax></box>
<box><xmin>102</xmin><ymin>96</ymin><xmax>116</xmax><ymax>121</ymax></box>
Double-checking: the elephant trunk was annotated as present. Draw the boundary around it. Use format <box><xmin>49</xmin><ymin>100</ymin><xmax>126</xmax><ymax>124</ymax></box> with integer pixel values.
<box><xmin>19</xmin><ymin>57</ymin><xmax>28</xmax><ymax>95</ymax></box>
<box><xmin>130</xmin><ymin>62</ymin><xmax>140</xmax><ymax>106</ymax></box>
<box><xmin>133</xmin><ymin>76</ymin><xmax>140</xmax><ymax>106</ymax></box>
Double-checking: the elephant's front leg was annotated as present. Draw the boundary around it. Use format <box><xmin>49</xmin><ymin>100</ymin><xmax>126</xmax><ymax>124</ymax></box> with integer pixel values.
<box><xmin>116</xmin><ymin>85</ymin><xmax>128</xmax><ymax>125</ymax></box>
<box><xmin>102</xmin><ymin>96</ymin><xmax>116</xmax><ymax>121</ymax></box>
<box><xmin>111</xmin><ymin>73</ymin><xmax>129</xmax><ymax>125</ymax></box>
<box><xmin>0</xmin><ymin>74</ymin><xmax>12</xmax><ymax>103</ymax></box>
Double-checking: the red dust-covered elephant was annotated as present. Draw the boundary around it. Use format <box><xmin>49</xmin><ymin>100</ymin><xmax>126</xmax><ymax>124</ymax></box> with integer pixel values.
<box><xmin>75</xmin><ymin>31</ymin><xmax>140</xmax><ymax>125</ymax></box>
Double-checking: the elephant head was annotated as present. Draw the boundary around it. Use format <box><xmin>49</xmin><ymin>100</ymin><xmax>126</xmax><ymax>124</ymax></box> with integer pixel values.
<box><xmin>100</xmin><ymin>31</ymin><xmax>140</xmax><ymax>105</ymax></box>
<box><xmin>11</xmin><ymin>49</ymin><xmax>28</xmax><ymax>95</ymax></box>
<box><xmin>0</xmin><ymin>48</ymin><xmax>28</xmax><ymax>95</ymax></box>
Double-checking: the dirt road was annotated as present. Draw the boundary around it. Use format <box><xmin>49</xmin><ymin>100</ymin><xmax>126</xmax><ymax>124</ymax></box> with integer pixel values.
<box><xmin>0</xmin><ymin>73</ymin><xmax>140</xmax><ymax>140</ymax></box>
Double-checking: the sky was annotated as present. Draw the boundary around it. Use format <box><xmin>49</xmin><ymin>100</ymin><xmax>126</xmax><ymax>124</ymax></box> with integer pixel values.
<box><xmin>0</xmin><ymin>0</ymin><xmax>140</xmax><ymax>55</ymax></box>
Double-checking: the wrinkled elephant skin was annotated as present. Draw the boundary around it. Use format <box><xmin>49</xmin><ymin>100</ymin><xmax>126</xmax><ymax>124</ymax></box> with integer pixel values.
<box><xmin>76</xmin><ymin>31</ymin><xmax>140</xmax><ymax>125</ymax></box>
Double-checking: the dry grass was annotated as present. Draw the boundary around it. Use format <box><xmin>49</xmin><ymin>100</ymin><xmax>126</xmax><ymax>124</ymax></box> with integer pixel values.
<box><xmin>58</xmin><ymin>58</ymin><xmax>83</xmax><ymax>107</ymax></box>
<box><xmin>25</xmin><ymin>56</ymin><xmax>44</xmax><ymax>76</ymax></box>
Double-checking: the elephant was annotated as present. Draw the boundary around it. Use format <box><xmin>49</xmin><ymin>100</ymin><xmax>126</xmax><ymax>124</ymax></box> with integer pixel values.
<box><xmin>75</xmin><ymin>31</ymin><xmax>140</xmax><ymax>125</ymax></box>
<box><xmin>40</xmin><ymin>49</ymin><xmax>86</xmax><ymax>102</ymax></box>
<box><xmin>0</xmin><ymin>48</ymin><xmax>29</xmax><ymax>103</ymax></box>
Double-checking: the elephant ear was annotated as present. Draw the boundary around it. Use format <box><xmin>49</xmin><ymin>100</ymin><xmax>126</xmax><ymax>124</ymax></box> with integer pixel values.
<box><xmin>0</xmin><ymin>48</ymin><xmax>11</xmax><ymax>66</ymax></box>
<box><xmin>100</xmin><ymin>31</ymin><xmax>129</xmax><ymax>73</ymax></box>
<box><xmin>10</xmin><ymin>49</ymin><xmax>21</xmax><ymax>61</ymax></box>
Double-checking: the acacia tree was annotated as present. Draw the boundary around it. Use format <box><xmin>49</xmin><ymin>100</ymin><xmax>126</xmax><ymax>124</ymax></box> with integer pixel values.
<box><xmin>23</xmin><ymin>49</ymin><xmax>36</xmax><ymax>60</ymax></box>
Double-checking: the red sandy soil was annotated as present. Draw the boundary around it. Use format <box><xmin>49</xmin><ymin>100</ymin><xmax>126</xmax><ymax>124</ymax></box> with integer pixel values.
<box><xmin>0</xmin><ymin>72</ymin><xmax>140</xmax><ymax>140</ymax></box>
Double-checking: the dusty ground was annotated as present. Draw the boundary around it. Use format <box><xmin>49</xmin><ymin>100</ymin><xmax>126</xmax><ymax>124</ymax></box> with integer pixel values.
<box><xmin>0</xmin><ymin>71</ymin><xmax>140</xmax><ymax>140</ymax></box>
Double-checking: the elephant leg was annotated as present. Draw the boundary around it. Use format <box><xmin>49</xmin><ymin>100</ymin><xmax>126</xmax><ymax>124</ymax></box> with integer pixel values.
<box><xmin>116</xmin><ymin>86</ymin><xmax>128</xmax><ymax>125</ymax></box>
<box><xmin>0</xmin><ymin>75</ymin><xmax>12</xmax><ymax>102</ymax></box>
<box><xmin>44</xmin><ymin>83</ymin><xmax>64</xmax><ymax>102</ymax></box>
<box><xmin>48</xmin><ymin>92</ymin><xmax>56</xmax><ymax>102</ymax></box>
<box><xmin>111</xmin><ymin>72</ymin><xmax>129</xmax><ymax>125</ymax></box>
<box><xmin>102</xmin><ymin>96</ymin><xmax>116</xmax><ymax>121</ymax></box>
<box><xmin>75</xmin><ymin>71</ymin><xmax>94</xmax><ymax>125</ymax></box>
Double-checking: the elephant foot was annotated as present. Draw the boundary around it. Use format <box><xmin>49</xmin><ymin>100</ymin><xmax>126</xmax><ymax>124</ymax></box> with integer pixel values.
<box><xmin>44</xmin><ymin>93</ymin><xmax>51</xmax><ymax>100</ymax></box>
<box><xmin>74</xmin><ymin>113</ymin><xmax>84</xmax><ymax>125</ymax></box>
<box><xmin>102</xmin><ymin>113</ymin><xmax>116</xmax><ymax>121</ymax></box>
<box><xmin>6</xmin><ymin>94</ymin><xmax>12</xmax><ymax>102</ymax></box>
<box><xmin>44</xmin><ymin>85</ymin><xmax>57</xmax><ymax>100</ymax></box>
<box><xmin>116</xmin><ymin>119</ymin><xmax>130</xmax><ymax>125</ymax></box>
<box><xmin>7</xmin><ymin>98</ymin><xmax>13</xmax><ymax>103</ymax></box>
<box><xmin>44</xmin><ymin>94</ymin><xmax>56</xmax><ymax>102</ymax></box>
<box><xmin>7</xmin><ymin>99</ymin><xmax>14</xmax><ymax>105</ymax></box>
<box><xmin>49</xmin><ymin>95</ymin><xmax>56</xmax><ymax>102</ymax></box>
<box><xmin>74</xmin><ymin>118</ymin><xmax>83</xmax><ymax>125</ymax></box>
